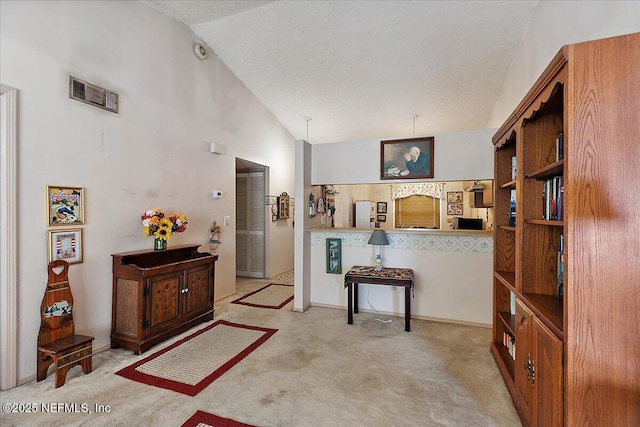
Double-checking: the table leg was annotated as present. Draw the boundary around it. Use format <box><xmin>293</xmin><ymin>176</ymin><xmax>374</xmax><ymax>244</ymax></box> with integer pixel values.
<box><xmin>347</xmin><ymin>282</ymin><xmax>353</xmax><ymax>325</ymax></box>
<box><xmin>354</xmin><ymin>283</ymin><xmax>359</xmax><ymax>313</ymax></box>
<box><xmin>404</xmin><ymin>285</ymin><xmax>411</xmax><ymax>332</ymax></box>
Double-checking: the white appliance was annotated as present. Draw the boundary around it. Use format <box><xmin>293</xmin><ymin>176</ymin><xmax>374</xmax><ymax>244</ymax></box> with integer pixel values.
<box><xmin>354</xmin><ymin>201</ymin><xmax>375</xmax><ymax>228</ymax></box>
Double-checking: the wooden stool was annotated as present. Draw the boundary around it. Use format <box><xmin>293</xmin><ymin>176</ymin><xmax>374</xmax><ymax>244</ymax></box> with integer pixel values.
<box><xmin>37</xmin><ymin>260</ymin><xmax>94</xmax><ymax>388</ymax></box>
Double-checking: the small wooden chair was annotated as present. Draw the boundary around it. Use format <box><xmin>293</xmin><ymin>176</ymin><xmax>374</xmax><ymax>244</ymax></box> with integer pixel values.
<box><xmin>37</xmin><ymin>260</ymin><xmax>94</xmax><ymax>388</ymax></box>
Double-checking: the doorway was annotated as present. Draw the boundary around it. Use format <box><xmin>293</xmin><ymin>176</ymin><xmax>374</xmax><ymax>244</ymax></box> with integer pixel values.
<box><xmin>235</xmin><ymin>158</ymin><xmax>267</xmax><ymax>278</ymax></box>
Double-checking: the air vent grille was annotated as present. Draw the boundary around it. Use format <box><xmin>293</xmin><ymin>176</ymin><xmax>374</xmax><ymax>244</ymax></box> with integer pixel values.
<box><xmin>68</xmin><ymin>76</ymin><xmax>118</xmax><ymax>114</ymax></box>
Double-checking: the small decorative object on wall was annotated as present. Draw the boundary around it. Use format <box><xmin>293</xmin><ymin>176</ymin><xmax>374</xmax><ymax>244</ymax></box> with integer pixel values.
<box><xmin>447</xmin><ymin>203</ymin><xmax>463</xmax><ymax>215</ymax></box>
<box><xmin>447</xmin><ymin>191</ymin><xmax>463</xmax><ymax>204</ymax></box>
<box><xmin>377</xmin><ymin>202</ymin><xmax>387</xmax><ymax>214</ymax></box>
<box><xmin>48</xmin><ymin>229</ymin><xmax>83</xmax><ymax>264</ymax></box>
<box><xmin>47</xmin><ymin>186</ymin><xmax>85</xmax><ymax>226</ymax></box>
<box><xmin>209</xmin><ymin>221</ymin><xmax>221</xmax><ymax>253</ymax></box>
<box><xmin>141</xmin><ymin>208</ymin><xmax>189</xmax><ymax>250</ymax></box>
<box><xmin>271</xmin><ymin>203</ymin><xmax>278</xmax><ymax>221</ymax></box>
<box><xmin>377</xmin><ymin>214</ymin><xmax>386</xmax><ymax>222</ymax></box>
<box><xmin>326</xmin><ymin>238</ymin><xmax>342</xmax><ymax>274</ymax></box>
<box><xmin>277</xmin><ymin>192</ymin><xmax>290</xmax><ymax>219</ymax></box>
<box><xmin>381</xmin><ymin>136</ymin><xmax>434</xmax><ymax>180</ymax></box>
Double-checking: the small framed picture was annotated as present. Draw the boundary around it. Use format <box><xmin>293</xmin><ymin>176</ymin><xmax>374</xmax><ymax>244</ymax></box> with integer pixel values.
<box><xmin>48</xmin><ymin>228</ymin><xmax>83</xmax><ymax>264</ymax></box>
<box><xmin>47</xmin><ymin>186</ymin><xmax>85</xmax><ymax>226</ymax></box>
<box><xmin>447</xmin><ymin>203</ymin><xmax>463</xmax><ymax>215</ymax></box>
<box><xmin>377</xmin><ymin>202</ymin><xmax>387</xmax><ymax>214</ymax></box>
<box><xmin>377</xmin><ymin>214</ymin><xmax>386</xmax><ymax>222</ymax></box>
<box><xmin>447</xmin><ymin>191</ymin><xmax>463</xmax><ymax>204</ymax></box>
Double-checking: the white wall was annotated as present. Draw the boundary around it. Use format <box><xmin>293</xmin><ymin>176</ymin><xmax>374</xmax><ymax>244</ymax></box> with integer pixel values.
<box><xmin>312</xmin><ymin>129</ymin><xmax>495</xmax><ymax>184</ymax></box>
<box><xmin>0</xmin><ymin>1</ymin><xmax>294</xmax><ymax>382</ymax></box>
<box><xmin>488</xmin><ymin>1</ymin><xmax>640</xmax><ymax>128</ymax></box>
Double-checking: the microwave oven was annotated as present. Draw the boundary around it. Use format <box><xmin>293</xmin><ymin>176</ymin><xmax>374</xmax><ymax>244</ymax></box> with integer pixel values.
<box><xmin>453</xmin><ymin>217</ymin><xmax>484</xmax><ymax>230</ymax></box>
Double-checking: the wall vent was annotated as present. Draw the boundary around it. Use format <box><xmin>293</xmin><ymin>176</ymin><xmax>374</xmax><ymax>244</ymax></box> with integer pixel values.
<box><xmin>68</xmin><ymin>76</ymin><xmax>118</xmax><ymax>113</ymax></box>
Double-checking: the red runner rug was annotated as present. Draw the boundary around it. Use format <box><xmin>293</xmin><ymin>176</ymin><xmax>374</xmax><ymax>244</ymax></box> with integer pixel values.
<box><xmin>231</xmin><ymin>284</ymin><xmax>293</xmax><ymax>309</ymax></box>
<box><xmin>115</xmin><ymin>320</ymin><xmax>277</xmax><ymax>396</ymax></box>
<box><xmin>181</xmin><ymin>410</ymin><xmax>258</xmax><ymax>427</ymax></box>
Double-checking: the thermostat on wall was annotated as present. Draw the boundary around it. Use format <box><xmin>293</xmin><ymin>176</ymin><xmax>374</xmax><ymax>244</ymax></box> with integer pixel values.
<box><xmin>212</xmin><ymin>190</ymin><xmax>223</xmax><ymax>199</ymax></box>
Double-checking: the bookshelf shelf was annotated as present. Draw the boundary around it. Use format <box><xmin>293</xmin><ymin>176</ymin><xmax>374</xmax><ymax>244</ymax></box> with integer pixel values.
<box><xmin>498</xmin><ymin>311</ymin><xmax>516</xmax><ymax>335</ymax></box>
<box><xmin>525</xmin><ymin>159</ymin><xmax>564</xmax><ymax>180</ymax></box>
<box><xmin>524</xmin><ymin>219</ymin><xmax>564</xmax><ymax>227</ymax></box>
<box><xmin>499</xmin><ymin>179</ymin><xmax>516</xmax><ymax>190</ymax></box>
<box><xmin>521</xmin><ymin>292</ymin><xmax>563</xmax><ymax>338</ymax></box>
<box><xmin>494</xmin><ymin>270</ymin><xmax>516</xmax><ymax>292</ymax></box>
<box><xmin>498</xmin><ymin>225</ymin><xmax>516</xmax><ymax>232</ymax></box>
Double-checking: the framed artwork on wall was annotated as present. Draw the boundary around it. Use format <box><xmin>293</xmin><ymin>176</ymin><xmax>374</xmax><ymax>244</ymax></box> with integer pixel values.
<box><xmin>447</xmin><ymin>203</ymin><xmax>463</xmax><ymax>216</ymax></box>
<box><xmin>48</xmin><ymin>228</ymin><xmax>83</xmax><ymax>264</ymax></box>
<box><xmin>326</xmin><ymin>238</ymin><xmax>342</xmax><ymax>274</ymax></box>
<box><xmin>47</xmin><ymin>186</ymin><xmax>85</xmax><ymax>226</ymax></box>
<box><xmin>377</xmin><ymin>214</ymin><xmax>386</xmax><ymax>222</ymax></box>
<box><xmin>377</xmin><ymin>202</ymin><xmax>387</xmax><ymax>213</ymax></box>
<box><xmin>447</xmin><ymin>191</ymin><xmax>463</xmax><ymax>204</ymax></box>
<box><xmin>380</xmin><ymin>136</ymin><xmax>434</xmax><ymax>180</ymax></box>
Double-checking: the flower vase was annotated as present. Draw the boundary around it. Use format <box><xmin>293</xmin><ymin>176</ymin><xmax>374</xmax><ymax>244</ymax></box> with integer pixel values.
<box><xmin>154</xmin><ymin>237</ymin><xmax>167</xmax><ymax>250</ymax></box>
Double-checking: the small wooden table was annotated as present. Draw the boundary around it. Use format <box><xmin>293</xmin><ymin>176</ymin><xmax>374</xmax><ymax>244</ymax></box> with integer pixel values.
<box><xmin>344</xmin><ymin>266</ymin><xmax>415</xmax><ymax>331</ymax></box>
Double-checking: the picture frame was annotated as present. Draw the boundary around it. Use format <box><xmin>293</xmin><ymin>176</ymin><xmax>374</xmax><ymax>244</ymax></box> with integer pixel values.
<box><xmin>377</xmin><ymin>214</ymin><xmax>386</xmax><ymax>222</ymax></box>
<box><xmin>376</xmin><ymin>202</ymin><xmax>387</xmax><ymax>214</ymax></box>
<box><xmin>326</xmin><ymin>238</ymin><xmax>342</xmax><ymax>274</ymax></box>
<box><xmin>380</xmin><ymin>136</ymin><xmax>434</xmax><ymax>180</ymax></box>
<box><xmin>48</xmin><ymin>228</ymin><xmax>83</xmax><ymax>264</ymax></box>
<box><xmin>447</xmin><ymin>191</ymin><xmax>463</xmax><ymax>204</ymax></box>
<box><xmin>47</xmin><ymin>186</ymin><xmax>85</xmax><ymax>226</ymax></box>
<box><xmin>447</xmin><ymin>203</ymin><xmax>463</xmax><ymax>216</ymax></box>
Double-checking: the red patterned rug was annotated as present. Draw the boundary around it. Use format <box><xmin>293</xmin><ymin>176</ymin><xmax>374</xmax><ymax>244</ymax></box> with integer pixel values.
<box><xmin>231</xmin><ymin>284</ymin><xmax>294</xmax><ymax>309</ymax></box>
<box><xmin>181</xmin><ymin>410</ymin><xmax>257</xmax><ymax>427</ymax></box>
<box><xmin>115</xmin><ymin>320</ymin><xmax>277</xmax><ymax>396</ymax></box>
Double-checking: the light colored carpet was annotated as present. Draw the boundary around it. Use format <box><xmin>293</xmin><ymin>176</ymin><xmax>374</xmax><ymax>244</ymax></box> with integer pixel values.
<box><xmin>232</xmin><ymin>284</ymin><xmax>293</xmax><ymax>309</ymax></box>
<box><xmin>0</xmin><ymin>277</ymin><xmax>521</xmax><ymax>427</ymax></box>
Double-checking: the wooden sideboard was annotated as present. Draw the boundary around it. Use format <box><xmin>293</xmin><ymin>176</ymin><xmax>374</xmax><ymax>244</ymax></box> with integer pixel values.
<box><xmin>111</xmin><ymin>245</ymin><xmax>218</xmax><ymax>354</ymax></box>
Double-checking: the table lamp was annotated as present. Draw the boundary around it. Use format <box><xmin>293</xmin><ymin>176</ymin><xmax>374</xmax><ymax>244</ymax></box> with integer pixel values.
<box><xmin>368</xmin><ymin>229</ymin><xmax>389</xmax><ymax>271</ymax></box>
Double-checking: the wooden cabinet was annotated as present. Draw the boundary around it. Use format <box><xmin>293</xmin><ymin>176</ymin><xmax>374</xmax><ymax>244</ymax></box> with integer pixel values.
<box><xmin>111</xmin><ymin>245</ymin><xmax>218</xmax><ymax>354</ymax></box>
<box><xmin>514</xmin><ymin>301</ymin><xmax>563</xmax><ymax>427</ymax></box>
<box><xmin>491</xmin><ymin>33</ymin><xmax>640</xmax><ymax>426</ymax></box>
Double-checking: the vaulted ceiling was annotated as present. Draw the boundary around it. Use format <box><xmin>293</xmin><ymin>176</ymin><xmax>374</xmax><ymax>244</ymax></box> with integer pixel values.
<box><xmin>143</xmin><ymin>1</ymin><xmax>538</xmax><ymax>143</ymax></box>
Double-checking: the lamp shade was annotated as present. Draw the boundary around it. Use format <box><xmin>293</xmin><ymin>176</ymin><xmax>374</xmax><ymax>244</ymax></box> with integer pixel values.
<box><xmin>368</xmin><ymin>230</ymin><xmax>389</xmax><ymax>246</ymax></box>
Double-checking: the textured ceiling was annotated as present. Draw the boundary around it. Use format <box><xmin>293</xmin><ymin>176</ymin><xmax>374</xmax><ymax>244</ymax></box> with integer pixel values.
<box><xmin>144</xmin><ymin>1</ymin><xmax>537</xmax><ymax>144</ymax></box>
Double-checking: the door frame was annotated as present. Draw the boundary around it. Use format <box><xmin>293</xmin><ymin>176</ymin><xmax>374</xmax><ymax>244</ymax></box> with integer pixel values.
<box><xmin>0</xmin><ymin>85</ymin><xmax>18</xmax><ymax>390</ymax></box>
<box><xmin>235</xmin><ymin>158</ymin><xmax>269</xmax><ymax>278</ymax></box>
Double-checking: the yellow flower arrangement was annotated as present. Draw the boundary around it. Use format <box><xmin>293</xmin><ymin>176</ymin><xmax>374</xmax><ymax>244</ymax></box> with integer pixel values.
<box><xmin>141</xmin><ymin>208</ymin><xmax>188</xmax><ymax>241</ymax></box>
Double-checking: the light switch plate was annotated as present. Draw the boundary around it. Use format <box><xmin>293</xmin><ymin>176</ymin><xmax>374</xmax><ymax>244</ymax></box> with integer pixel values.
<box><xmin>224</xmin><ymin>216</ymin><xmax>231</xmax><ymax>226</ymax></box>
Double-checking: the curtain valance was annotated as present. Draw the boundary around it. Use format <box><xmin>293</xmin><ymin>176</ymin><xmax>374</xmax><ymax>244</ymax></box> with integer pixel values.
<box><xmin>390</xmin><ymin>183</ymin><xmax>445</xmax><ymax>200</ymax></box>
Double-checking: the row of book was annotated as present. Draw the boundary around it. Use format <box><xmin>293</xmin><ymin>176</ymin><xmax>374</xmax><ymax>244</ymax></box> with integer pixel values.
<box><xmin>503</xmin><ymin>331</ymin><xmax>516</xmax><ymax>360</ymax></box>
<box><xmin>542</xmin><ymin>176</ymin><xmax>564</xmax><ymax>220</ymax></box>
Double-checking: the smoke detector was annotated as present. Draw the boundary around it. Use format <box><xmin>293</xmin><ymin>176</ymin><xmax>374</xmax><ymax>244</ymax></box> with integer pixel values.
<box><xmin>194</xmin><ymin>43</ymin><xmax>207</xmax><ymax>60</ymax></box>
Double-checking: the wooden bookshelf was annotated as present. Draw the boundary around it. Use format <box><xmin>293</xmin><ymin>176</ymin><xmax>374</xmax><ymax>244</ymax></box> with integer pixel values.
<box><xmin>491</xmin><ymin>33</ymin><xmax>640</xmax><ymax>427</ymax></box>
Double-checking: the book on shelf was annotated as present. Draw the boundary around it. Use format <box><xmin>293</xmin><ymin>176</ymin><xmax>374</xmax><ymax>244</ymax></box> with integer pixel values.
<box><xmin>556</xmin><ymin>132</ymin><xmax>564</xmax><ymax>161</ymax></box>
<box><xmin>508</xmin><ymin>189</ymin><xmax>516</xmax><ymax>226</ymax></box>
<box><xmin>511</xmin><ymin>156</ymin><xmax>517</xmax><ymax>180</ymax></box>
<box><xmin>557</xmin><ymin>234</ymin><xmax>564</xmax><ymax>298</ymax></box>
<box><xmin>503</xmin><ymin>331</ymin><xmax>516</xmax><ymax>360</ymax></box>
<box><xmin>510</xmin><ymin>291</ymin><xmax>516</xmax><ymax>315</ymax></box>
<box><xmin>542</xmin><ymin>176</ymin><xmax>564</xmax><ymax>220</ymax></box>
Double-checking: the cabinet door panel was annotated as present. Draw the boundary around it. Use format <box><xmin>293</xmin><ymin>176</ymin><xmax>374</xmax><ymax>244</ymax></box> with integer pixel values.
<box><xmin>533</xmin><ymin>318</ymin><xmax>563</xmax><ymax>427</ymax></box>
<box><xmin>148</xmin><ymin>274</ymin><xmax>181</xmax><ymax>334</ymax></box>
<box><xmin>184</xmin><ymin>267</ymin><xmax>211</xmax><ymax>315</ymax></box>
<box><xmin>515</xmin><ymin>301</ymin><xmax>533</xmax><ymax>425</ymax></box>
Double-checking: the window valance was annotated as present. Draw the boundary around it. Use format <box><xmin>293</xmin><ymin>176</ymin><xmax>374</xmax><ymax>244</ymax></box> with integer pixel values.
<box><xmin>390</xmin><ymin>183</ymin><xmax>445</xmax><ymax>200</ymax></box>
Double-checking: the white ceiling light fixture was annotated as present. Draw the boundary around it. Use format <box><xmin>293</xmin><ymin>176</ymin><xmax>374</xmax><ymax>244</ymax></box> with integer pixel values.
<box><xmin>194</xmin><ymin>43</ymin><xmax>207</xmax><ymax>59</ymax></box>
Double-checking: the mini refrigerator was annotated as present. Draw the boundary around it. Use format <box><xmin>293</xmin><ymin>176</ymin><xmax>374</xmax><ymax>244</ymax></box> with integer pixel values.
<box><xmin>354</xmin><ymin>201</ymin><xmax>375</xmax><ymax>228</ymax></box>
